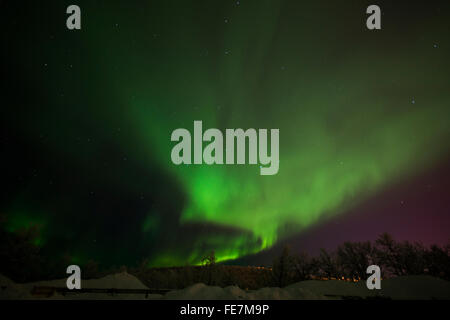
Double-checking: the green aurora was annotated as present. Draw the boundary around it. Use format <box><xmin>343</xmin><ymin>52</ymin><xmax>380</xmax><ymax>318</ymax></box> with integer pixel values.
<box><xmin>2</xmin><ymin>1</ymin><xmax>449</xmax><ymax>267</ymax></box>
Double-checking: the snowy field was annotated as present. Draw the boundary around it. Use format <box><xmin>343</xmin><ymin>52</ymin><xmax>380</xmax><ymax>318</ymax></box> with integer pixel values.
<box><xmin>1</xmin><ymin>272</ymin><xmax>449</xmax><ymax>300</ymax></box>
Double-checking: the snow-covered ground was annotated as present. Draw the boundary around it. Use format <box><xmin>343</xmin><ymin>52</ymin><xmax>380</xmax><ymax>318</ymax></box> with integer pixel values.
<box><xmin>165</xmin><ymin>276</ymin><xmax>450</xmax><ymax>300</ymax></box>
<box><xmin>0</xmin><ymin>272</ymin><xmax>162</xmax><ymax>300</ymax></box>
<box><xmin>1</xmin><ymin>272</ymin><xmax>449</xmax><ymax>300</ymax></box>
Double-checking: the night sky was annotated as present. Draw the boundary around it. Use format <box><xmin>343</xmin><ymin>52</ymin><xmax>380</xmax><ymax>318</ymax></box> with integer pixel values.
<box><xmin>1</xmin><ymin>0</ymin><xmax>449</xmax><ymax>268</ymax></box>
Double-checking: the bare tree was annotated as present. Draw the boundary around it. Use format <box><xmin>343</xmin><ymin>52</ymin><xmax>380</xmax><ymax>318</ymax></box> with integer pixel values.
<box><xmin>424</xmin><ymin>244</ymin><xmax>450</xmax><ymax>280</ymax></box>
<box><xmin>337</xmin><ymin>241</ymin><xmax>375</xmax><ymax>280</ymax></box>
<box><xmin>201</xmin><ymin>250</ymin><xmax>217</xmax><ymax>285</ymax></box>
<box><xmin>375</xmin><ymin>233</ymin><xmax>429</xmax><ymax>276</ymax></box>
<box><xmin>293</xmin><ymin>251</ymin><xmax>313</xmax><ymax>281</ymax></box>
<box><xmin>317</xmin><ymin>248</ymin><xmax>340</xmax><ymax>279</ymax></box>
<box><xmin>272</xmin><ymin>245</ymin><xmax>295</xmax><ymax>287</ymax></box>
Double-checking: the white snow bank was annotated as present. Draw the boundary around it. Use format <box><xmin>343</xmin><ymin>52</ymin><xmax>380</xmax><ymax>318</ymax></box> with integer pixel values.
<box><xmin>32</xmin><ymin>272</ymin><xmax>149</xmax><ymax>290</ymax></box>
<box><xmin>285</xmin><ymin>275</ymin><xmax>450</xmax><ymax>300</ymax></box>
<box><xmin>286</xmin><ymin>279</ymin><xmax>368</xmax><ymax>298</ymax></box>
<box><xmin>165</xmin><ymin>283</ymin><xmax>247</xmax><ymax>300</ymax></box>
<box><xmin>165</xmin><ymin>275</ymin><xmax>450</xmax><ymax>300</ymax></box>
<box><xmin>1</xmin><ymin>274</ymin><xmax>449</xmax><ymax>300</ymax></box>
<box><xmin>0</xmin><ymin>272</ymin><xmax>162</xmax><ymax>300</ymax></box>
<box><xmin>375</xmin><ymin>275</ymin><xmax>450</xmax><ymax>300</ymax></box>
<box><xmin>164</xmin><ymin>283</ymin><xmax>325</xmax><ymax>300</ymax></box>
<box><xmin>247</xmin><ymin>286</ymin><xmax>325</xmax><ymax>300</ymax></box>
<box><xmin>0</xmin><ymin>274</ymin><xmax>28</xmax><ymax>299</ymax></box>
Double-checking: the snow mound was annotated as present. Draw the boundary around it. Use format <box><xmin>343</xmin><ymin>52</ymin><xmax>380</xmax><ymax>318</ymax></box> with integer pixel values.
<box><xmin>286</xmin><ymin>280</ymin><xmax>368</xmax><ymax>298</ymax></box>
<box><xmin>246</xmin><ymin>286</ymin><xmax>324</xmax><ymax>300</ymax></box>
<box><xmin>0</xmin><ymin>272</ymin><xmax>162</xmax><ymax>300</ymax></box>
<box><xmin>32</xmin><ymin>271</ymin><xmax>149</xmax><ymax>290</ymax></box>
<box><xmin>379</xmin><ymin>275</ymin><xmax>450</xmax><ymax>300</ymax></box>
<box><xmin>1</xmin><ymin>273</ymin><xmax>448</xmax><ymax>300</ymax></box>
<box><xmin>286</xmin><ymin>276</ymin><xmax>450</xmax><ymax>300</ymax></box>
<box><xmin>0</xmin><ymin>274</ymin><xmax>29</xmax><ymax>299</ymax></box>
<box><xmin>165</xmin><ymin>283</ymin><xmax>245</xmax><ymax>300</ymax></box>
<box><xmin>164</xmin><ymin>283</ymin><xmax>326</xmax><ymax>300</ymax></box>
<box><xmin>164</xmin><ymin>276</ymin><xmax>450</xmax><ymax>300</ymax></box>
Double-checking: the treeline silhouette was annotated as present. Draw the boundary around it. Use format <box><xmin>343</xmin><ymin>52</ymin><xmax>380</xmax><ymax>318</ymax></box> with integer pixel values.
<box><xmin>126</xmin><ymin>233</ymin><xmax>450</xmax><ymax>289</ymax></box>
<box><xmin>0</xmin><ymin>226</ymin><xmax>448</xmax><ymax>289</ymax></box>
<box><xmin>271</xmin><ymin>233</ymin><xmax>450</xmax><ymax>287</ymax></box>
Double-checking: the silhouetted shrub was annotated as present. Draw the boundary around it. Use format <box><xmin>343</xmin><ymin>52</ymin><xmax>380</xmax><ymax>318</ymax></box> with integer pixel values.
<box><xmin>337</xmin><ymin>241</ymin><xmax>376</xmax><ymax>280</ymax></box>
<box><xmin>316</xmin><ymin>248</ymin><xmax>341</xmax><ymax>279</ymax></box>
<box><xmin>272</xmin><ymin>245</ymin><xmax>296</xmax><ymax>287</ymax></box>
<box><xmin>292</xmin><ymin>252</ymin><xmax>313</xmax><ymax>281</ymax></box>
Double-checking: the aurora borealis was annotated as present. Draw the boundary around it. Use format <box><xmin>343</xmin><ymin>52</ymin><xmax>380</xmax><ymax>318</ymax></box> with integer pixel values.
<box><xmin>1</xmin><ymin>0</ymin><xmax>449</xmax><ymax>268</ymax></box>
